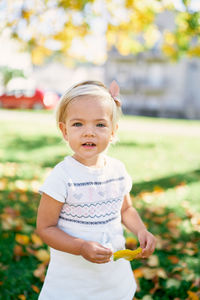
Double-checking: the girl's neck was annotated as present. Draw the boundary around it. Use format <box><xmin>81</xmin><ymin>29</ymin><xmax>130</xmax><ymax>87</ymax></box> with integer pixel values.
<box><xmin>72</xmin><ymin>154</ymin><xmax>106</xmax><ymax>169</ymax></box>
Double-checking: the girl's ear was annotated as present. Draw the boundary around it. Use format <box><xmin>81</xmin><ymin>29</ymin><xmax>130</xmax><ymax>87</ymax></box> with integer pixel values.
<box><xmin>113</xmin><ymin>123</ymin><xmax>118</xmax><ymax>135</ymax></box>
<box><xmin>59</xmin><ymin>122</ymin><xmax>68</xmax><ymax>141</ymax></box>
<box><xmin>110</xmin><ymin>123</ymin><xmax>118</xmax><ymax>142</ymax></box>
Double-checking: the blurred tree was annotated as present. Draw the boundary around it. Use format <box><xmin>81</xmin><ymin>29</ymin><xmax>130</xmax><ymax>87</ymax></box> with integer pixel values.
<box><xmin>0</xmin><ymin>66</ymin><xmax>25</xmax><ymax>87</ymax></box>
<box><xmin>1</xmin><ymin>0</ymin><xmax>199</xmax><ymax>64</ymax></box>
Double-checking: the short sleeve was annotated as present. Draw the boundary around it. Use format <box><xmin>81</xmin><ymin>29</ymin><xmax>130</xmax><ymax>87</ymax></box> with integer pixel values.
<box><xmin>119</xmin><ymin>161</ymin><xmax>132</xmax><ymax>195</ymax></box>
<box><xmin>39</xmin><ymin>165</ymin><xmax>68</xmax><ymax>203</ymax></box>
<box><xmin>124</xmin><ymin>171</ymin><xmax>132</xmax><ymax>194</ymax></box>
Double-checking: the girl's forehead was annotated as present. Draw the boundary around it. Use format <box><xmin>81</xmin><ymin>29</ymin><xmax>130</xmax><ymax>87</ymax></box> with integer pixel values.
<box><xmin>67</xmin><ymin>95</ymin><xmax>113</xmax><ymax>114</ymax></box>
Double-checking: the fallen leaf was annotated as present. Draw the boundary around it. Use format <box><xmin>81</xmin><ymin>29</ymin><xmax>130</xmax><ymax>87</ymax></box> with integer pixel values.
<box><xmin>141</xmin><ymin>267</ymin><xmax>167</xmax><ymax>280</ymax></box>
<box><xmin>167</xmin><ymin>218</ymin><xmax>182</xmax><ymax>228</ymax></box>
<box><xmin>147</xmin><ymin>255</ymin><xmax>159</xmax><ymax>267</ymax></box>
<box><xmin>19</xmin><ymin>193</ymin><xmax>28</xmax><ymax>203</ymax></box>
<box><xmin>155</xmin><ymin>235</ymin><xmax>170</xmax><ymax>250</ymax></box>
<box><xmin>18</xmin><ymin>295</ymin><xmax>26</xmax><ymax>300</ymax></box>
<box><xmin>15</xmin><ymin>234</ymin><xmax>30</xmax><ymax>245</ymax></box>
<box><xmin>4</xmin><ymin>207</ymin><xmax>20</xmax><ymax>217</ymax></box>
<box><xmin>13</xmin><ymin>245</ymin><xmax>25</xmax><ymax>257</ymax></box>
<box><xmin>0</xmin><ymin>178</ymin><xmax>8</xmax><ymax>190</ymax></box>
<box><xmin>133</xmin><ymin>268</ymin><xmax>144</xmax><ymax>278</ymax></box>
<box><xmin>26</xmin><ymin>246</ymin><xmax>36</xmax><ymax>255</ymax></box>
<box><xmin>15</xmin><ymin>180</ymin><xmax>28</xmax><ymax>191</ymax></box>
<box><xmin>149</xmin><ymin>277</ymin><xmax>160</xmax><ymax>294</ymax></box>
<box><xmin>32</xmin><ymin>285</ymin><xmax>40</xmax><ymax>293</ymax></box>
<box><xmin>35</xmin><ymin>249</ymin><xmax>50</xmax><ymax>262</ymax></box>
<box><xmin>153</xmin><ymin>216</ymin><xmax>167</xmax><ymax>224</ymax></box>
<box><xmin>168</xmin><ymin>255</ymin><xmax>179</xmax><ymax>264</ymax></box>
<box><xmin>174</xmin><ymin>242</ymin><xmax>184</xmax><ymax>250</ymax></box>
<box><xmin>153</xmin><ymin>186</ymin><xmax>164</xmax><ymax>194</ymax></box>
<box><xmin>33</xmin><ymin>262</ymin><xmax>47</xmax><ymax>282</ymax></box>
<box><xmin>182</xmin><ymin>248</ymin><xmax>197</xmax><ymax>256</ymax></box>
<box><xmin>156</xmin><ymin>268</ymin><xmax>167</xmax><ymax>279</ymax></box>
<box><xmin>31</xmin><ymin>233</ymin><xmax>43</xmax><ymax>247</ymax></box>
<box><xmin>187</xmin><ymin>290</ymin><xmax>199</xmax><ymax>300</ymax></box>
<box><xmin>166</xmin><ymin>278</ymin><xmax>181</xmax><ymax>289</ymax></box>
<box><xmin>142</xmin><ymin>295</ymin><xmax>153</xmax><ymax>300</ymax></box>
<box><xmin>139</xmin><ymin>192</ymin><xmax>154</xmax><ymax>203</ymax></box>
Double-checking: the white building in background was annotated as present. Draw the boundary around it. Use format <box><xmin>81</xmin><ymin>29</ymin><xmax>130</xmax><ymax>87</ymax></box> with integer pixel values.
<box><xmin>105</xmin><ymin>49</ymin><xmax>200</xmax><ymax>119</ymax></box>
<box><xmin>105</xmin><ymin>11</ymin><xmax>200</xmax><ymax>120</ymax></box>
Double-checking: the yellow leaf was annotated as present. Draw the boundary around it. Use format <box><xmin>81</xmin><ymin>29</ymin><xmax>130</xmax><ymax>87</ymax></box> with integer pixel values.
<box><xmin>15</xmin><ymin>234</ymin><xmax>30</xmax><ymax>245</ymax></box>
<box><xmin>153</xmin><ymin>185</ymin><xmax>164</xmax><ymax>194</ymax></box>
<box><xmin>35</xmin><ymin>249</ymin><xmax>50</xmax><ymax>262</ymax></box>
<box><xmin>164</xmin><ymin>31</ymin><xmax>176</xmax><ymax>45</ymax></box>
<box><xmin>188</xmin><ymin>45</ymin><xmax>200</xmax><ymax>57</ymax></box>
<box><xmin>162</xmin><ymin>43</ymin><xmax>177</xmax><ymax>58</ymax></box>
<box><xmin>18</xmin><ymin>295</ymin><xmax>26</xmax><ymax>300</ymax></box>
<box><xmin>113</xmin><ymin>247</ymin><xmax>142</xmax><ymax>261</ymax></box>
<box><xmin>19</xmin><ymin>193</ymin><xmax>28</xmax><ymax>203</ymax></box>
<box><xmin>187</xmin><ymin>291</ymin><xmax>199</xmax><ymax>300</ymax></box>
<box><xmin>31</xmin><ymin>233</ymin><xmax>43</xmax><ymax>247</ymax></box>
<box><xmin>31</xmin><ymin>46</ymin><xmax>52</xmax><ymax>65</ymax></box>
<box><xmin>0</xmin><ymin>178</ymin><xmax>8</xmax><ymax>190</ymax></box>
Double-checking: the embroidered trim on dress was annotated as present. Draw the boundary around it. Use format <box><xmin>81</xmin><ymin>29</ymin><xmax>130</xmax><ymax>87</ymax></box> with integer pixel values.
<box><xmin>67</xmin><ymin>177</ymin><xmax>124</xmax><ymax>187</ymax></box>
<box><xmin>59</xmin><ymin>215</ymin><xmax>118</xmax><ymax>225</ymax></box>
<box><xmin>60</xmin><ymin>197</ymin><xmax>121</xmax><ymax>221</ymax></box>
<box><xmin>61</xmin><ymin>210</ymin><xmax>116</xmax><ymax>219</ymax></box>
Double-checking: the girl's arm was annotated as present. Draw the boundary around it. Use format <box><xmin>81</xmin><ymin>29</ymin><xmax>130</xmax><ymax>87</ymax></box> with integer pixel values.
<box><xmin>121</xmin><ymin>193</ymin><xmax>156</xmax><ymax>258</ymax></box>
<box><xmin>36</xmin><ymin>193</ymin><xmax>112</xmax><ymax>263</ymax></box>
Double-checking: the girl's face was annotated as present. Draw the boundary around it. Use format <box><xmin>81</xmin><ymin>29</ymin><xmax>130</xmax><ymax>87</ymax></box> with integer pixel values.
<box><xmin>59</xmin><ymin>95</ymin><xmax>117</xmax><ymax>167</ymax></box>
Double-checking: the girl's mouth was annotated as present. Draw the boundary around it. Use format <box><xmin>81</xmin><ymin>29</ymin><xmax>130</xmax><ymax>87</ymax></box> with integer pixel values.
<box><xmin>82</xmin><ymin>142</ymin><xmax>96</xmax><ymax>148</ymax></box>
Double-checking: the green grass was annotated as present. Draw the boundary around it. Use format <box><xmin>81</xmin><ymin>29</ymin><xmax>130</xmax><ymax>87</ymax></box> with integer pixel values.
<box><xmin>0</xmin><ymin>109</ymin><xmax>200</xmax><ymax>299</ymax></box>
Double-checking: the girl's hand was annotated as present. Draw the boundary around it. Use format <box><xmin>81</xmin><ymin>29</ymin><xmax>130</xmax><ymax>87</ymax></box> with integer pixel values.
<box><xmin>80</xmin><ymin>240</ymin><xmax>113</xmax><ymax>264</ymax></box>
<box><xmin>137</xmin><ymin>229</ymin><xmax>156</xmax><ymax>258</ymax></box>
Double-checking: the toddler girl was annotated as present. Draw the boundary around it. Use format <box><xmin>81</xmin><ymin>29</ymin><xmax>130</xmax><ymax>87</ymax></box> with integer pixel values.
<box><xmin>37</xmin><ymin>80</ymin><xmax>156</xmax><ymax>300</ymax></box>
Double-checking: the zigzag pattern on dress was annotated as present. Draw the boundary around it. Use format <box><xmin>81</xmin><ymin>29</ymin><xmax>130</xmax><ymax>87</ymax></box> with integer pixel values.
<box><xmin>61</xmin><ymin>210</ymin><xmax>116</xmax><ymax>219</ymax></box>
<box><xmin>60</xmin><ymin>197</ymin><xmax>121</xmax><ymax>220</ymax></box>
<box><xmin>59</xmin><ymin>215</ymin><xmax>118</xmax><ymax>225</ymax></box>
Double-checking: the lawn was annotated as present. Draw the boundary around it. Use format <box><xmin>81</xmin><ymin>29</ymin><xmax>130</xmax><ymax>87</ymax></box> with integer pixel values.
<box><xmin>0</xmin><ymin>110</ymin><xmax>200</xmax><ymax>300</ymax></box>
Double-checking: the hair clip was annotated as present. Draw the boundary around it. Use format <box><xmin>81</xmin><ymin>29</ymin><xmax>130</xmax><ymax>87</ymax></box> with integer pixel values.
<box><xmin>109</xmin><ymin>80</ymin><xmax>121</xmax><ymax>107</ymax></box>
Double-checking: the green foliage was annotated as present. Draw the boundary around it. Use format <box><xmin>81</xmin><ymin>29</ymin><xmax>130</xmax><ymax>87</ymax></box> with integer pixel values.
<box><xmin>1</xmin><ymin>0</ymin><xmax>199</xmax><ymax>64</ymax></box>
<box><xmin>0</xmin><ymin>67</ymin><xmax>25</xmax><ymax>87</ymax></box>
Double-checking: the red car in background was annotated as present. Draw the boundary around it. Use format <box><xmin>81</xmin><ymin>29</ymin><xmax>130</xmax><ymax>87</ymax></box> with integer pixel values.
<box><xmin>0</xmin><ymin>88</ymin><xmax>59</xmax><ymax>109</ymax></box>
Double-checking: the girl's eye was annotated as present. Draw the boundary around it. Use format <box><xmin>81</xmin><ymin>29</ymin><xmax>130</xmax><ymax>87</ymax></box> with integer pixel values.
<box><xmin>72</xmin><ymin>122</ymin><xmax>82</xmax><ymax>127</ymax></box>
<box><xmin>96</xmin><ymin>123</ymin><xmax>106</xmax><ymax>127</ymax></box>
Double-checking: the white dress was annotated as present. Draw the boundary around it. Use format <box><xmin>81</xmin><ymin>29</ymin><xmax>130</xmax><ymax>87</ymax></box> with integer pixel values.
<box><xmin>38</xmin><ymin>156</ymin><xmax>137</xmax><ymax>300</ymax></box>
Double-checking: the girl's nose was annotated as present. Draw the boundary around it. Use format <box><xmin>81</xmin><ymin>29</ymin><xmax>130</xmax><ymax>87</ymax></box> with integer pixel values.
<box><xmin>83</xmin><ymin>126</ymin><xmax>95</xmax><ymax>137</ymax></box>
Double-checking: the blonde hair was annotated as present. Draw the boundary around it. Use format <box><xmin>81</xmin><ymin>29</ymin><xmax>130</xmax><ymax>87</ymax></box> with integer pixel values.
<box><xmin>56</xmin><ymin>80</ymin><xmax>121</xmax><ymax>129</ymax></box>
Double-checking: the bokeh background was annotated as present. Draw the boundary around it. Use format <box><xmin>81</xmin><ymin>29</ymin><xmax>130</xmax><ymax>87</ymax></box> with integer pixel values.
<box><xmin>0</xmin><ymin>1</ymin><xmax>200</xmax><ymax>299</ymax></box>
